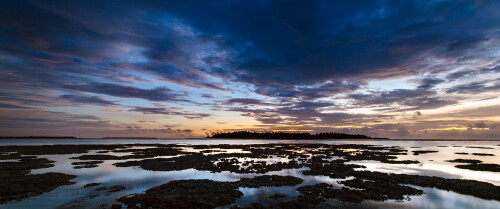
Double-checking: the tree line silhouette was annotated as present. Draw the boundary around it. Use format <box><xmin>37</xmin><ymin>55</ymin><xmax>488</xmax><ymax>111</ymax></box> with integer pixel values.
<box><xmin>207</xmin><ymin>131</ymin><xmax>373</xmax><ymax>139</ymax></box>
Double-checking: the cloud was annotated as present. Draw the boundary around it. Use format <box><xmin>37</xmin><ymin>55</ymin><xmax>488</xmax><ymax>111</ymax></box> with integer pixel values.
<box><xmin>129</xmin><ymin>107</ymin><xmax>211</xmax><ymax>119</ymax></box>
<box><xmin>469</xmin><ymin>121</ymin><xmax>487</xmax><ymax>129</ymax></box>
<box><xmin>0</xmin><ymin>103</ymin><xmax>31</xmax><ymax>109</ymax></box>
<box><xmin>3</xmin><ymin>0</ymin><xmax>499</xmax><ymax>97</ymax></box>
<box><xmin>445</xmin><ymin>69</ymin><xmax>477</xmax><ymax>81</ymax></box>
<box><xmin>0</xmin><ymin>109</ymin><xmax>109</xmax><ymax>131</ymax></box>
<box><xmin>446</xmin><ymin>79</ymin><xmax>500</xmax><ymax>94</ymax></box>
<box><xmin>417</xmin><ymin>78</ymin><xmax>445</xmax><ymax>90</ymax></box>
<box><xmin>446</xmin><ymin>36</ymin><xmax>489</xmax><ymax>53</ymax></box>
<box><xmin>1</xmin><ymin>0</ymin><xmax>500</xmax><ymax>138</ymax></box>
<box><xmin>225</xmin><ymin>98</ymin><xmax>263</xmax><ymax>105</ymax></box>
<box><xmin>403</xmin><ymin>97</ymin><xmax>456</xmax><ymax>110</ymax></box>
<box><xmin>60</xmin><ymin>94</ymin><xmax>117</xmax><ymax>106</ymax></box>
<box><xmin>64</xmin><ymin>83</ymin><xmax>186</xmax><ymax>102</ymax></box>
<box><xmin>351</xmin><ymin>89</ymin><xmax>434</xmax><ymax>105</ymax></box>
<box><xmin>124</xmin><ymin>126</ymin><xmax>194</xmax><ymax>134</ymax></box>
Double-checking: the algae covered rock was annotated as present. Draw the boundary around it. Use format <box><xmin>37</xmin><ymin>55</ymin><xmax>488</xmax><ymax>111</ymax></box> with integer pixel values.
<box><xmin>117</xmin><ymin>179</ymin><xmax>243</xmax><ymax>209</ymax></box>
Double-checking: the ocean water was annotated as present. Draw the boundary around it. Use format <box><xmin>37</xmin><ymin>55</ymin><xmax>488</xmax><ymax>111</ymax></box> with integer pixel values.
<box><xmin>0</xmin><ymin>139</ymin><xmax>499</xmax><ymax>209</ymax></box>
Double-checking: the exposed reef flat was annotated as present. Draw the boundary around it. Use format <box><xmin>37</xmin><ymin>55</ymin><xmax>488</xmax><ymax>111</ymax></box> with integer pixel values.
<box><xmin>83</xmin><ymin>183</ymin><xmax>102</xmax><ymax>188</ymax></box>
<box><xmin>412</xmin><ymin>150</ymin><xmax>438</xmax><ymax>155</ymax></box>
<box><xmin>465</xmin><ymin>146</ymin><xmax>494</xmax><ymax>149</ymax></box>
<box><xmin>72</xmin><ymin>160</ymin><xmax>104</xmax><ymax>169</ymax></box>
<box><xmin>1</xmin><ymin>143</ymin><xmax>499</xmax><ymax>208</ymax></box>
<box><xmin>0</xmin><ymin>156</ymin><xmax>76</xmax><ymax>204</ymax></box>
<box><xmin>447</xmin><ymin>158</ymin><xmax>500</xmax><ymax>172</ymax></box>
<box><xmin>117</xmin><ymin>175</ymin><xmax>303</xmax><ymax>209</ymax></box>
<box><xmin>472</xmin><ymin>153</ymin><xmax>495</xmax><ymax>156</ymax></box>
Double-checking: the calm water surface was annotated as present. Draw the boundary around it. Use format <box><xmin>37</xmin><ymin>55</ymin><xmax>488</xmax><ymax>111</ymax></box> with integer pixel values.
<box><xmin>1</xmin><ymin>139</ymin><xmax>499</xmax><ymax>209</ymax></box>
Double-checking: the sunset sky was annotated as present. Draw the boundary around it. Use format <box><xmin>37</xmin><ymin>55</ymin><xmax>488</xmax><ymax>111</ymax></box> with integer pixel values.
<box><xmin>1</xmin><ymin>0</ymin><xmax>500</xmax><ymax>139</ymax></box>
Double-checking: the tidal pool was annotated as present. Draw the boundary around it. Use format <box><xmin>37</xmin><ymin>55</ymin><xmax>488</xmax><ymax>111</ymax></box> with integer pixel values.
<box><xmin>0</xmin><ymin>139</ymin><xmax>499</xmax><ymax>209</ymax></box>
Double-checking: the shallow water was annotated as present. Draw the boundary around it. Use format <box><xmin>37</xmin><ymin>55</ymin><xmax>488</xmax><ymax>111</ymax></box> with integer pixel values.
<box><xmin>0</xmin><ymin>139</ymin><xmax>499</xmax><ymax>209</ymax></box>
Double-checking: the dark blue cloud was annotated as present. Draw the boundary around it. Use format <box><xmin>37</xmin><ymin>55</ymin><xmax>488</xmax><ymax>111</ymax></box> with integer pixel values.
<box><xmin>446</xmin><ymin>79</ymin><xmax>500</xmax><ymax>94</ymax></box>
<box><xmin>129</xmin><ymin>106</ymin><xmax>211</xmax><ymax>119</ymax></box>
<box><xmin>135</xmin><ymin>0</ymin><xmax>499</xmax><ymax>88</ymax></box>
<box><xmin>225</xmin><ymin>98</ymin><xmax>263</xmax><ymax>105</ymax></box>
<box><xmin>445</xmin><ymin>70</ymin><xmax>477</xmax><ymax>81</ymax></box>
<box><xmin>350</xmin><ymin>85</ymin><xmax>456</xmax><ymax>110</ymax></box>
<box><xmin>63</xmin><ymin>83</ymin><xmax>185</xmax><ymax>102</ymax></box>
<box><xmin>60</xmin><ymin>94</ymin><xmax>117</xmax><ymax>106</ymax></box>
<box><xmin>2</xmin><ymin>0</ymin><xmax>499</xmax><ymax>97</ymax></box>
<box><xmin>0</xmin><ymin>103</ymin><xmax>31</xmax><ymax>109</ymax></box>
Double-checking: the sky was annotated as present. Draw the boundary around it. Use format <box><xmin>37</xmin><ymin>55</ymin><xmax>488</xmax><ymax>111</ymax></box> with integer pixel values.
<box><xmin>1</xmin><ymin>0</ymin><xmax>500</xmax><ymax>139</ymax></box>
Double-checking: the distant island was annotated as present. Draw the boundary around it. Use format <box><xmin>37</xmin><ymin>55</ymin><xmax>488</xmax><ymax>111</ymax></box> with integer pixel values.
<box><xmin>207</xmin><ymin>131</ymin><xmax>382</xmax><ymax>139</ymax></box>
<box><xmin>0</xmin><ymin>136</ymin><xmax>77</xmax><ymax>139</ymax></box>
